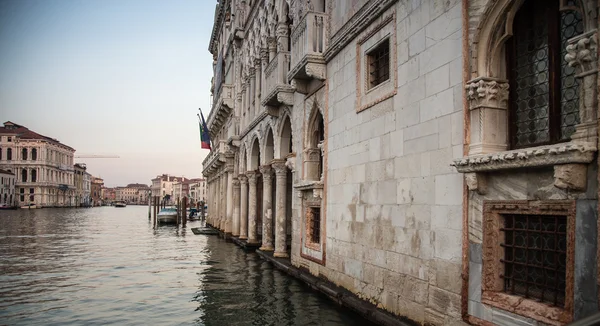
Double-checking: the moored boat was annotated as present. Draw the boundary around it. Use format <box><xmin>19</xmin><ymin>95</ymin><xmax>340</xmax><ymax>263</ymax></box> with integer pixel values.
<box><xmin>157</xmin><ymin>207</ymin><xmax>177</xmax><ymax>224</ymax></box>
<box><xmin>114</xmin><ymin>201</ymin><xmax>127</xmax><ymax>208</ymax></box>
<box><xmin>20</xmin><ymin>204</ymin><xmax>37</xmax><ymax>209</ymax></box>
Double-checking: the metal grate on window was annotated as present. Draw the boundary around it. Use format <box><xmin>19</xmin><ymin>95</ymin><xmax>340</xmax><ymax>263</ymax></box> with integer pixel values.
<box><xmin>309</xmin><ymin>207</ymin><xmax>321</xmax><ymax>244</ymax></box>
<box><xmin>500</xmin><ymin>214</ymin><xmax>567</xmax><ymax>307</ymax></box>
<box><xmin>367</xmin><ymin>39</ymin><xmax>390</xmax><ymax>89</ymax></box>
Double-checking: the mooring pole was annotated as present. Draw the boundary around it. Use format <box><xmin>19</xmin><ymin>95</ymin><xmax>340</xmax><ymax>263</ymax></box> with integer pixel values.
<box><xmin>183</xmin><ymin>197</ymin><xmax>187</xmax><ymax>227</ymax></box>
<box><xmin>148</xmin><ymin>195</ymin><xmax>151</xmax><ymax>219</ymax></box>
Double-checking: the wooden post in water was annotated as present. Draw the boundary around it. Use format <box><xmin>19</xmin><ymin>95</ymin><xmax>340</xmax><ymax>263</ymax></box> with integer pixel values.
<box><xmin>182</xmin><ymin>197</ymin><xmax>187</xmax><ymax>227</ymax></box>
<box><xmin>153</xmin><ymin>196</ymin><xmax>158</xmax><ymax>227</ymax></box>
<box><xmin>148</xmin><ymin>195</ymin><xmax>151</xmax><ymax>219</ymax></box>
<box><xmin>176</xmin><ymin>198</ymin><xmax>180</xmax><ymax>226</ymax></box>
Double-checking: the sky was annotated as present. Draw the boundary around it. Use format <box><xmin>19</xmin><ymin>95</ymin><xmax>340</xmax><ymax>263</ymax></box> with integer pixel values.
<box><xmin>0</xmin><ymin>0</ymin><xmax>215</xmax><ymax>187</ymax></box>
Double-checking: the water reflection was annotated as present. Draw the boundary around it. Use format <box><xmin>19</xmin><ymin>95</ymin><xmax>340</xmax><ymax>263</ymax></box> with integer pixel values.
<box><xmin>0</xmin><ymin>207</ymin><xmax>371</xmax><ymax>325</ymax></box>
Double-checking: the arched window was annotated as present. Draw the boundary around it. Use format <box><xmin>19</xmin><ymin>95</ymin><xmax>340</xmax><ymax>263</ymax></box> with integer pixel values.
<box><xmin>507</xmin><ymin>0</ymin><xmax>583</xmax><ymax>148</ymax></box>
<box><xmin>31</xmin><ymin>148</ymin><xmax>37</xmax><ymax>161</ymax></box>
<box><xmin>22</xmin><ymin>148</ymin><xmax>27</xmax><ymax>160</ymax></box>
<box><xmin>7</xmin><ymin>148</ymin><xmax>12</xmax><ymax>161</ymax></box>
<box><xmin>21</xmin><ymin>169</ymin><xmax>27</xmax><ymax>183</ymax></box>
<box><xmin>31</xmin><ymin>170</ymin><xmax>37</xmax><ymax>183</ymax></box>
<box><xmin>0</xmin><ymin>148</ymin><xmax>2</xmax><ymax>160</ymax></box>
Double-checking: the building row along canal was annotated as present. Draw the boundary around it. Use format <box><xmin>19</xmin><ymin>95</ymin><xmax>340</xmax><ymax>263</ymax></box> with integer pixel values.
<box><xmin>202</xmin><ymin>0</ymin><xmax>600</xmax><ymax>325</ymax></box>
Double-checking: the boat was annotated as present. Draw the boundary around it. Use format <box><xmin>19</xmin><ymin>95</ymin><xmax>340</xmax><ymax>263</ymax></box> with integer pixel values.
<box><xmin>191</xmin><ymin>227</ymin><xmax>219</xmax><ymax>235</ymax></box>
<box><xmin>188</xmin><ymin>208</ymin><xmax>200</xmax><ymax>220</ymax></box>
<box><xmin>114</xmin><ymin>201</ymin><xmax>127</xmax><ymax>208</ymax></box>
<box><xmin>157</xmin><ymin>207</ymin><xmax>178</xmax><ymax>224</ymax></box>
<box><xmin>0</xmin><ymin>203</ymin><xmax>16</xmax><ymax>210</ymax></box>
<box><xmin>20</xmin><ymin>204</ymin><xmax>37</xmax><ymax>209</ymax></box>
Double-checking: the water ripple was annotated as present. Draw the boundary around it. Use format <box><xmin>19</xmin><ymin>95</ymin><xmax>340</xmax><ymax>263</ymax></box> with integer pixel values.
<box><xmin>0</xmin><ymin>206</ymin><xmax>372</xmax><ymax>325</ymax></box>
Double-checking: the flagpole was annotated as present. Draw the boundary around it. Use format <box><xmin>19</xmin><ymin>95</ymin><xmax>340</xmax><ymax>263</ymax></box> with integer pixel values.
<box><xmin>198</xmin><ymin>108</ymin><xmax>214</xmax><ymax>150</ymax></box>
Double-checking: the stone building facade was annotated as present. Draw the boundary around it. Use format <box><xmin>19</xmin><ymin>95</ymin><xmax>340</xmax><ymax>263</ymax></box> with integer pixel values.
<box><xmin>91</xmin><ymin>176</ymin><xmax>104</xmax><ymax>206</ymax></box>
<box><xmin>204</xmin><ymin>0</ymin><xmax>600</xmax><ymax>325</ymax></box>
<box><xmin>0</xmin><ymin>121</ymin><xmax>76</xmax><ymax>207</ymax></box>
<box><xmin>0</xmin><ymin>169</ymin><xmax>15</xmax><ymax>206</ymax></box>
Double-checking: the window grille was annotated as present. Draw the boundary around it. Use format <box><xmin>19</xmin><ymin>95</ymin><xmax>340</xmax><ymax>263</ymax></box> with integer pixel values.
<box><xmin>500</xmin><ymin>214</ymin><xmax>567</xmax><ymax>307</ymax></box>
<box><xmin>367</xmin><ymin>39</ymin><xmax>390</xmax><ymax>89</ymax></box>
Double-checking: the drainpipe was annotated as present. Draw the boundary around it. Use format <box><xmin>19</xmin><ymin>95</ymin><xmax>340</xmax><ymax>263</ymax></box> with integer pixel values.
<box><xmin>461</xmin><ymin>0</ymin><xmax>471</xmax><ymax>322</ymax></box>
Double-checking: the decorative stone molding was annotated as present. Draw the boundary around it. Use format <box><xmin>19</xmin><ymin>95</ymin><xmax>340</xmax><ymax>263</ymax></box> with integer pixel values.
<box><xmin>324</xmin><ymin>0</ymin><xmax>397</xmax><ymax>62</ymax></box>
<box><xmin>238</xmin><ymin>174</ymin><xmax>248</xmax><ymax>185</ymax></box>
<box><xmin>232</xmin><ymin>177</ymin><xmax>240</xmax><ymax>188</ymax></box>
<box><xmin>285</xmin><ymin>153</ymin><xmax>296</xmax><ymax>172</ymax></box>
<box><xmin>452</xmin><ymin>142</ymin><xmax>596</xmax><ymax>173</ymax></box>
<box><xmin>245</xmin><ymin>171</ymin><xmax>258</xmax><ymax>185</ymax></box>
<box><xmin>465</xmin><ymin>77</ymin><xmax>509</xmax><ymax>110</ymax></box>
<box><xmin>553</xmin><ymin>164</ymin><xmax>587</xmax><ymax>191</ymax></box>
<box><xmin>565</xmin><ymin>30</ymin><xmax>598</xmax><ymax>76</ymax></box>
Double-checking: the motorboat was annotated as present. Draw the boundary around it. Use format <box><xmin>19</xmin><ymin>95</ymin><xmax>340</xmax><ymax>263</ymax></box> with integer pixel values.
<box><xmin>114</xmin><ymin>201</ymin><xmax>127</xmax><ymax>208</ymax></box>
<box><xmin>157</xmin><ymin>207</ymin><xmax>178</xmax><ymax>224</ymax></box>
<box><xmin>0</xmin><ymin>203</ymin><xmax>16</xmax><ymax>210</ymax></box>
<box><xmin>20</xmin><ymin>204</ymin><xmax>37</xmax><ymax>209</ymax></box>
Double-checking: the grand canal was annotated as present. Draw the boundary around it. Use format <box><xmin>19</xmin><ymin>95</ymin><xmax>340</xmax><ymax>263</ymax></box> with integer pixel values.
<box><xmin>0</xmin><ymin>206</ymin><xmax>372</xmax><ymax>325</ymax></box>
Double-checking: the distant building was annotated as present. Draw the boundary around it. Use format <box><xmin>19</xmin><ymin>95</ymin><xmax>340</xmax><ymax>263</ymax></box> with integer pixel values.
<box><xmin>83</xmin><ymin>171</ymin><xmax>91</xmax><ymax>206</ymax></box>
<box><xmin>116</xmin><ymin>183</ymin><xmax>149</xmax><ymax>204</ymax></box>
<box><xmin>91</xmin><ymin>176</ymin><xmax>104</xmax><ymax>206</ymax></box>
<box><xmin>101</xmin><ymin>187</ymin><xmax>115</xmax><ymax>202</ymax></box>
<box><xmin>0</xmin><ymin>169</ymin><xmax>15</xmax><ymax>206</ymax></box>
<box><xmin>74</xmin><ymin>163</ymin><xmax>89</xmax><ymax>206</ymax></box>
<box><xmin>189</xmin><ymin>178</ymin><xmax>206</xmax><ymax>206</ymax></box>
<box><xmin>150</xmin><ymin>174</ymin><xmax>187</xmax><ymax>204</ymax></box>
<box><xmin>0</xmin><ymin>121</ymin><xmax>76</xmax><ymax>207</ymax></box>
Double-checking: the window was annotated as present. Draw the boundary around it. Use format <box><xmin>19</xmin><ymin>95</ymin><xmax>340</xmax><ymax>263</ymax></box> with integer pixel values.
<box><xmin>32</xmin><ymin>148</ymin><xmax>37</xmax><ymax>161</ymax></box>
<box><xmin>21</xmin><ymin>169</ymin><xmax>27</xmax><ymax>182</ymax></box>
<box><xmin>507</xmin><ymin>0</ymin><xmax>583</xmax><ymax>148</ymax></box>
<box><xmin>31</xmin><ymin>170</ymin><xmax>37</xmax><ymax>183</ymax></box>
<box><xmin>7</xmin><ymin>148</ymin><xmax>11</xmax><ymax>161</ymax></box>
<box><xmin>501</xmin><ymin>214</ymin><xmax>567</xmax><ymax>306</ymax></box>
<box><xmin>482</xmin><ymin>201</ymin><xmax>575</xmax><ymax>324</ymax></box>
<box><xmin>0</xmin><ymin>148</ymin><xmax>2</xmax><ymax>160</ymax></box>
<box><xmin>7</xmin><ymin>137</ymin><xmax>11</xmax><ymax>142</ymax></box>
<box><xmin>367</xmin><ymin>39</ymin><xmax>390</xmax><ymax>89</ymax></box>
<box><xmin>22</xmin><ymin>148</ymin><xmax>27</xmax><ymax>160</ymax></box>
<box><xmin>306</xmin><ymin>206</ymin><xmax>321</xmax><ymax>244</ymax></box>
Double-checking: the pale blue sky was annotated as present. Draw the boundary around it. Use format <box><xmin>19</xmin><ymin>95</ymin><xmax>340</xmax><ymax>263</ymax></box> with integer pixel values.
<box><xmin>0</xmin><ymin>0</ymin><xmax>215</xmax><ymax>187</ymax></box>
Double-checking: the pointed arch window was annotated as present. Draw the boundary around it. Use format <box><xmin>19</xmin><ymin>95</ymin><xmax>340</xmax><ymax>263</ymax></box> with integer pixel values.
<box><xmin>507</xmin><ymin>0</ymin><xmax>583</xmax><ymax>148</ymax></box>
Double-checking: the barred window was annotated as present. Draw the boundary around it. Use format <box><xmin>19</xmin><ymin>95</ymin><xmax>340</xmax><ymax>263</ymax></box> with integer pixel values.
<box><xmin>307</xmin><ymin>206</ymin><xmax>321</xmax><ymax>244</ymax></box>
<box><xmin>501</xmin><ymin>214</ymin><xmax>567</xmax><ymax>307</ymax></box>
<box><xmin>367</xmin><ymin>39</ymin><xmax>390</xmax><ymax>89</ymax></box>
<box><xmin>507</xmin><ymin>0</ymin><xmax>583</xmax><ymax>148</ymax></box>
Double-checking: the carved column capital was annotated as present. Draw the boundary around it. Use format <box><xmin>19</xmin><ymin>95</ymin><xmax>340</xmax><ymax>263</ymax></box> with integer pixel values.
<box><xmin>245</xmin><ymin>171</ymin><xmax>258</xmax><ymax>184</ymax></box>
<box><xmin>271</xmin><ymin>159</ymin><xmax>287</xmax><ymax>176</ymax></box>
<box><xmin>259</xmin><ymin>165</ymin><xmax>273</xmax><ymax>182</ymax></box>
<box><xmin>565</xmin><ymin>30</ymin><xmax>598</xmax><ymax>75</ymax></box>
<box><xmin>465</xmin><ymin>77</ymin><xmax>509</xmax><ymax>110</ymax></box>
<box><xmin>304</xmin><ymin>148</ymin><xmax>321</xmax><ymax>161</ymax></box>
<box><xmin>232</xmin><ymin>177</ymin><xmax>241</xmax><ymax>188</ymax></box>
<box><xmin>238</xmin><ymin>174</ymin><xmax>248</xmax><ymax>184</ymax></box>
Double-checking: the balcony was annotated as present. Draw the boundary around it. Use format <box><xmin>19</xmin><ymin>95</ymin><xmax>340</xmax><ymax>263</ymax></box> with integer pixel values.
<box><xmin>261</xmin><ymin>51</ymin><xmax>294</xmax><ymax>109</ymax></box>
<box><xmin>202</xmin><ymin>140</ymin><xmax>228</xmax><ymax>178</ymax></box>
<box><xmin>207</xmin><ymin>84</ymin><xmax>234</xmax><ymax>138</ymax></box>
<box><xmin>288</xmin><ymin>11</ymin><xmax>328</xmax><ymax>82</ymax></box>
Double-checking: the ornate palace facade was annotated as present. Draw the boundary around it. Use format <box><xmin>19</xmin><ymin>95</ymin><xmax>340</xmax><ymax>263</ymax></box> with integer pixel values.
<box><xmin>0</xmin><ymin>121</ymin><xmax>76</xmax><ymax>207</ymax></box>
<box><xmin>204</xmin><ymin>0</ymin><xmax>600</xmax><ymax>325</ymax></box>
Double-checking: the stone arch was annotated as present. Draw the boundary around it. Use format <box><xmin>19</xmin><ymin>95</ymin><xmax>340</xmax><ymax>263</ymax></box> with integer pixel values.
<box><xmin>278</xmin><ymin>112</ymin><xmax>293</xmax><ymax>158</ymax></box>
<box><xmin>473</xmin><ymin>0</ymin><xmax>593</xmax><ymax>78</ymax></box>
<box><xmin>249</xmin><ymin>137</ymin><xmax>261</xmax><ymax>171</ymax></box>
<box><xmin>263</xmin><ymin>125</ymin><xmax>275</xmax><ymax>164</ymax></box>
<box><xmin>303</xmin><ymin>100</ymin><xmax>324</xmax><ymax>181</ymax></box>
<box><xmin>305</xmin><ymin>99</ymin><xmax>324</xmax><ymax>148</ymax></box>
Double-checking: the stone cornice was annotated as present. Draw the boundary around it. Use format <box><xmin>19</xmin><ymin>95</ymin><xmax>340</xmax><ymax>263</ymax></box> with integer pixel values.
<box><xmin>452</xmin><ymin>142</ymin><xmax>597</xmax><ymax>173</ymax></box>
<box><xmin>323</xmin><ymin>0</ymin><xmax>397</xmax><ymax>62</ymax></box>
<box><xmin>240</xmin><ymin>110</ymin><xmax>269</xmax><ymax>140</ymax></box>
<box><xmin>209</xmin><ymin>0</ymin><xmax>230</xmax><ymax>54</ymax></box>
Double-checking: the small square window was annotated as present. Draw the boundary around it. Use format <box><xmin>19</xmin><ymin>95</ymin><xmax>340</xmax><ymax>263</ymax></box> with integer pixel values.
<box><xmin>367</xmin><ymin>39</ymin><xmax>390</xmax><ymax>89</ymax></box>
<box><xmin>7</xmin><ymin>137</ymin><xmax>11</xmax><ymax>142</ymax></box>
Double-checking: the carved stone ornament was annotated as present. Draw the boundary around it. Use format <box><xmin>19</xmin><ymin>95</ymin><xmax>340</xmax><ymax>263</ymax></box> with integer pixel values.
<box><xmin>305</xmin><ymin>147</ymin><xmax>321</xmax><ymax>161</ymax></box>
<box><xmin>313</xmin><ymin>188</ymin><xmax>323</xmax><ymax>198</ymax></box>
<box><xmin>259</xmin><ymin>165</ymin><xmax>273</xmax><ymax>181</ymax></box>
<box><xmin>465</xmin><ymin>172</ymin><xmax>487</xmax><ymax>195</ymax></box>
<box><xmin>554</xmin><ymin>163</ymin><xmax>587</xmax><ymax>192</ymax></box>
<box><xmin>452</xmin><ymin>142</ymin><xmax>596</xmax><ymax>173</ymax></box>
<box><xmin>232</xmin><ymin>178</ymin><xmax>241</xmax><ymax>187</ymax></box>
<box><xmin>565</xmin><ymin>30</ymin><xmax>598</xmax><ymax>74</ymax></box>
<box><xmin>238</xmin><ymin>174</ymin><xmax>248</xmax><ymax>184</ymax></box>
<box><xmin>285</xmin><ymin>156</ymin><xmax>295</xmax><ymax>172</ymax></box>
<box><xmin>245</xmin><ymin>171</ymin><xmax>258</xmax><ymax>184</ymax></box>
<box><xmin>272</xmin><ymin>159</ymin><xmax>287</xmax><ymax>176</ymax></box>
<box><xmin>465</xmin><ymin>77</ymin><xmax>509</xmax><ymax>110</ymax></box>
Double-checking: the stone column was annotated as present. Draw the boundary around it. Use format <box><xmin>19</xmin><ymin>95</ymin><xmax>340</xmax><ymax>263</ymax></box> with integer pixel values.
<box><xmin>272</xmin><ymin>159</ymin><xmax>288</xmax><ymax>257</ymax></box>
<box><xmin>259</xmin><ymin>165</ymin><xmax>274</xmax><ymax>251</ymax></box>
<box><xmin>225</xmin><ymin>153</ymin><xmax>235</xmax><ymax>236</ymax></box>
<box><xmin>254</xmin><ymin>58</ymin><xmax>262</xmax><ymax>116</ymax></box>
<box><xmin>232</xmin><ymin>178</ymin><xmax>241</xmax><ymax>237</ymax></box>
<box><xmin>246</xmin><ymin>171</ymin><xmax>259</xmax><ymax>244</ymax></box>
<box><xmin>239</xmin><ymin>174</ymin><xmax>248</xmax><ymax>240</ymax></box>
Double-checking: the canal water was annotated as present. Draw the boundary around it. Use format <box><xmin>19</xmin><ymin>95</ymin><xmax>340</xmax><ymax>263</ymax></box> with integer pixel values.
<box><xmin>0</xmin><ymin>206</ymin><xmax>372</xmax><ymax>326</ymax></box>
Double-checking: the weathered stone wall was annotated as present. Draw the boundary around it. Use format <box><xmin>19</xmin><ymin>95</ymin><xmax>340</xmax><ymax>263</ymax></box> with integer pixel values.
<box><xmin>291</xmin><ymin>1</ymin><xmax>465</xmax><ymax>324</ymax></box>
